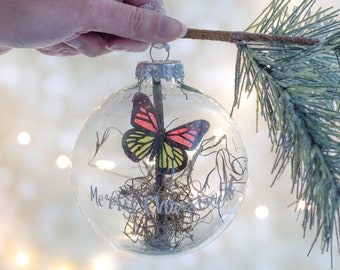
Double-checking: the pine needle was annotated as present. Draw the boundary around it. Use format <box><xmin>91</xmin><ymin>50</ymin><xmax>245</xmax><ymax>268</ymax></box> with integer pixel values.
<box><xmin>233</xmin><ymin>0</ymin><xmax>340</xmax><ymax>262</ymax></box>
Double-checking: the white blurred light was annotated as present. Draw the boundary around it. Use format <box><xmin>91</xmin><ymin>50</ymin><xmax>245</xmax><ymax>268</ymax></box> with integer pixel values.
<box><xmin>95</xmin><ymin>160</ymin><xmax>116</xmax><ymax>170</ymax></box>
<box><xmin>16</xmin><ymin>252</ymin><xmax>29</xmax><ymax>267</ymax></box>
<box><xmin>297</xmin><ymin>200</ymin><xmax>313</xmax><ymax>211</ymax></box>
<box><xmin>56</xmin><ymin>155</ymin><xmax>71</xmax><ymax>169</ymax></box>
<box><xmin>213</xmin><ymin>128</ymin><xmax>224</xmax><ymax>138</ymax></box>
<box><xmin>17</xmin><ymin>132</ymin><xmax>31</xmax><ymax>145</ymax></box>
<box><xmin>93</xmin><ymin>255</ymin><xmax>114</xmax><ymax>270</ymax></box>
<box><xmin>255</xmin><ymin>205</ymin><xmax>269</xmax><ymax>220</ymax></box>
<box><xmin>297</xmin><ymin>200</ymin><xmax>306</xmax><ymax>210</ymax></box>
<box><xmin>55</xmin><ymin>262</ymin><xmax>74</xmax><ymax>270</ymax></box>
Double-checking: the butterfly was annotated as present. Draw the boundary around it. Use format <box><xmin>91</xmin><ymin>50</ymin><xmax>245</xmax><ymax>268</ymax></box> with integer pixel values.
<box><xmin>121</xmin><ymin>92</ymin><xmax>210</xmax><ymax>174</ymax></box>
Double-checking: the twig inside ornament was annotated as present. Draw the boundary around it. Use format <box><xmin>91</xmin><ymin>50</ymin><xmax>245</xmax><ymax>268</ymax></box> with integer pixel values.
<box><xmin>89</xmin><ymin>123</ymin><xmax>247</xmax><ymax>252</ymax></box>
<box><xmin>117</xmin><ymin>133</ymin><xmax>247</xmax><ymax>251</ymax></box>
<box><xmin>119</xmin><ymin>175</ymin><xmax>206</xmax><ymax>251</ymax></box>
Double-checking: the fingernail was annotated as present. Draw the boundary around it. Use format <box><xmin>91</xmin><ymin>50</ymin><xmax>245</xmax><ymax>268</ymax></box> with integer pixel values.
<box><xmin>157</xmin><ymin>16</ymin><xmax>187</xmax><ymax>40</ymax></box>
<box><xmin>179</xmin><ymin>23</ymin><xmax>188</xmax><ymax>38</ymax></box>
<box><xmin>65</xmin><ymin>39</ymin><xmax>84</xmax><ymax>49</ymax></box>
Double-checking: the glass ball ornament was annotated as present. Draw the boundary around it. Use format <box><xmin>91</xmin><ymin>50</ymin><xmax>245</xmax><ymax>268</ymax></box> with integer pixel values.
<box><xmin>71</xmin><ymin>59</ymin><xmax>248</xmax><ymax>256</ymax></box>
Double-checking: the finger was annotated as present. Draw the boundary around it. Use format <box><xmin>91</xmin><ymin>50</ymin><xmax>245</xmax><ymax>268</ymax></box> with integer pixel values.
<box><xmin>67</xmin><ymin>32</ymin><xmax>150</xmax><ymax>54</ymax></box>
<box><xmin>65</xmin><ymin>33</ymin><xmax>111</xmax><ymax>57</ymax></box>
<box><xmin>84</xmin><ymin>0</ymin><xmax>186</xmax><ymax>44</ymax></box>
<box><xmin>36</xmin><ymin>44</ymin><xmax>80</xmax><ymax>56</ymax></box>
<box><xmin>0</xmin><ymin>48</ymin><xmax>12</xmax><ymax>55</ymax></box>
<box><xmin>105</xmin><ymin>37</ymin><xmax>150</xmax><ymax>52</ymax></box>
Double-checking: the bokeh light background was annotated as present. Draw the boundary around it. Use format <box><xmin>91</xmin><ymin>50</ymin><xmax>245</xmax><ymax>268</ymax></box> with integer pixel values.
<box><xmin>0</xmin><ymin>0</ymin><xmax>339</xmax><ymax>269</ymax></box>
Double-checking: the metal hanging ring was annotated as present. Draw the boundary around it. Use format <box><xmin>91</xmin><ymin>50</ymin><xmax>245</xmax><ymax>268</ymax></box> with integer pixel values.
<box><xmin>149</xmin><ymin>43</ymin><xmax>170</xmax><ymax>62</ymax></box>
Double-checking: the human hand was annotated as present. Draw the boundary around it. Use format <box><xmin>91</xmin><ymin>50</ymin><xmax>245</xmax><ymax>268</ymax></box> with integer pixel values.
<box><xmin>0</xmin><ymin>0</ymin><xmax>186</xmax><ymax>57</ymax></box>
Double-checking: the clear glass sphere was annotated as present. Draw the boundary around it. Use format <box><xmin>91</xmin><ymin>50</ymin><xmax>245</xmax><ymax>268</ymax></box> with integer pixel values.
<box><xmin>71</xmin><ymin>75</ymin><xmax>248</xmax><ymax>256</ymax></box>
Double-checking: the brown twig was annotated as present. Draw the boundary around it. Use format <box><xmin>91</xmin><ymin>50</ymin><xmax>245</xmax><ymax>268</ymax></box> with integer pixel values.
<box><xmin>182</xmin><ymin>28</ymin><xmax>320</xmax><ymax>46</ymax></box>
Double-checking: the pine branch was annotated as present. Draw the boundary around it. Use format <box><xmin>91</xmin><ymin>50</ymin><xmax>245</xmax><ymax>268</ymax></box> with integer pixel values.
<box><xmin>183</xmin><ymin>28</ymin><xmax>320</xmax><ymax>46</ymax></box>
<box><xmin>231</xmin><ymin>0</ymin><xmax>340</xmax><ymax>261</ymax></box>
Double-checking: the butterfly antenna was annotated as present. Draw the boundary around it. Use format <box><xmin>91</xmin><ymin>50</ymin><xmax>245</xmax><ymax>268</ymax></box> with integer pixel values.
<box><xmin>165</xmin><ymin>118</ymin><xmax>179</xmax><ymax>129</ymax></box>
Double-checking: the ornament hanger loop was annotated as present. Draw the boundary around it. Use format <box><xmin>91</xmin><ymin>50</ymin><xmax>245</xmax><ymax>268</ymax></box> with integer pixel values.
<box><xmin>149</xmin><ymin>43</ymin><xmax>170</xmax><ymax>62</ymax></box>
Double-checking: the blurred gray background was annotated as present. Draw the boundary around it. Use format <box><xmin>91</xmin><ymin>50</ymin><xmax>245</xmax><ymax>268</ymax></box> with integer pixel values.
<box><xmin>0</xmin><ymin>0</ymin><xmax>339</xmax><ymax>269</ymax></box>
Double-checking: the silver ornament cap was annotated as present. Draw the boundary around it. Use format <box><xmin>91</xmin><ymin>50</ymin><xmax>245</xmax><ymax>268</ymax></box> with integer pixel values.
<box><xmin>135</xmin><ymin>60</ymin><xmax>185</xmax><ymax>83</ymax></box>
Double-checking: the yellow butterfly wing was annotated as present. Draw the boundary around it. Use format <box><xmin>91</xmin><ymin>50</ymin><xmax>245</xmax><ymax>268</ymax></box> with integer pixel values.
<box><xmin>122</xmin><ymin>129</ymin><xmax>155</xmax><ymax>162</ymax></box>
<box><xmin>122</xmin><ymin>129</ymin><xmax>188</xmax><ymax>174</ymax></box>
<box><xmin>158</xmin><ymin>141</ymin><xmax>188</xmax><ymax>174</ymax></box>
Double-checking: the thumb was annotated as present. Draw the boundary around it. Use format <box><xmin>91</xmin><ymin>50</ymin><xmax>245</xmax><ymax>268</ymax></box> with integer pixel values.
<box><xmin>84</xmin><ymin>0</ymin><xmax>186</xmax><ymax>44</ymax></box>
